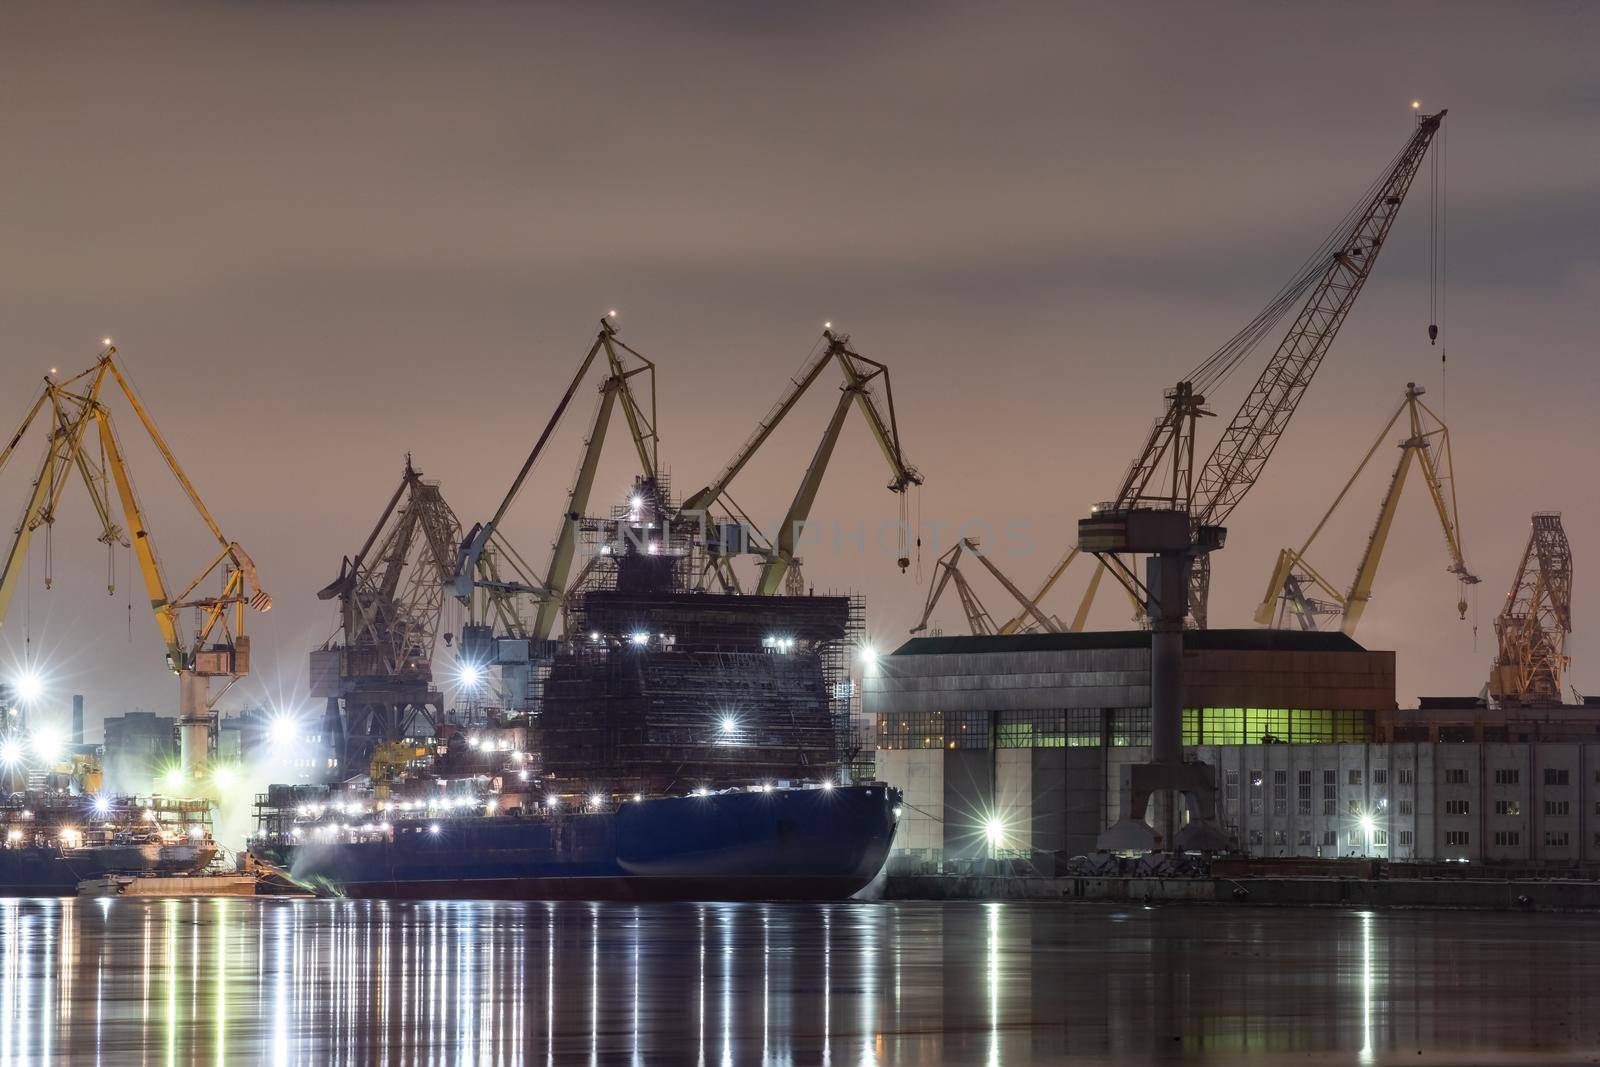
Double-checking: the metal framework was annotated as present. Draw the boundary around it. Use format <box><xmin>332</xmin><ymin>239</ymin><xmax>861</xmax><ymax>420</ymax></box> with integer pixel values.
<box><xmin>311</xmin><ymin>457</ymin><xmax>462</xmax><ymax>767</ymax></box>
<box><xmin>452</xmin><ymin>317</ymin><xmax>659</xmax><ymax>643</ymax></box>
<box><xmin>677</xmin><ymin>328</ymin><xmax>920</xmax><ymax>596</ymax></box>
<box><xmin>1490</xmin><ymin>512</ymin><xmax>1572</xmax><ymax>706</ymax></box>
<box><xmin>908</xmin><ymin>539</ymin><xmax>1133</xmax><ymax>637</ymax></box>
<box><xmin>1076</xmin><ymin>111</ymin><xmax>1446</xmax><ymax>853</ymax></box>
<box><xmin>1253</xmin><ymin>382</ymin><xmax>1477</xmax><ymax>635</ymax></box>
<box><xmin>0</xmin><ymin>346</ymin><xmax>271</xmax><ymax>780</ymax></box>
<box><xmin>1088</xmin><ymin>111</ymin><xmax>1447</xmax><ymax>627</ymax></box>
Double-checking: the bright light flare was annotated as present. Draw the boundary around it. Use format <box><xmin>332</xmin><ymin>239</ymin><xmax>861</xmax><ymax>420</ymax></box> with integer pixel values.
<box><xmin>454</xmin><ymin>660</ymin><xmax>487</xmax><ymax>691</ymax></box>
<box><xmin>984</xmin><ymin>816</ymin><xmax>1006</xmax><ymax>848</ymax></box>
<box><xmin>1359</xmin><ymin>813</ymin><xmax>1376</xmax><ymax>836</ymax></box>
<box><xmin>163</xmin><ymin>767</ymin><xmax>184</xmax><ymax>791</ymax></box>
<box><xmin>858</xmin><ymin>644</ymin><xmax>878</xmax><ymax>666</ymax></box>
<box><xmin>588</xmin><ymin>793</ymin><xmax>604</xmax><ymax>810</ymax></box>
<box><xmin>267</xmin><ymin>715</ymin><xmax>300</xmax><ymax>746</ymax></box>
<box><xmin>30</xmin><ymin>726</ymin><xmax>64</xmax><ymax>765</ymax></box>
<box><xmin>11</xmin><ymin>672</ymin><xmax>43</xmax><ymax>704</ymax></box>
<box><xmin>0</xmin><ymin>739</ymin><xmax>21</xmax><ymax>767</ymax></box>
<box><xmin>92</xmin><ymin>795</ymin><xmax>111</xmax><ymax>816</ymax></box>
<box><xmin>719</xmin><ymin>716</ymin><xmax>738</xmax><ymax>735</ymax></box>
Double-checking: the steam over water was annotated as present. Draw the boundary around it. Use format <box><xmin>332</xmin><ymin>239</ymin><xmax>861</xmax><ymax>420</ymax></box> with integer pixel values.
<box><xmin>0</xmin><ymin>898</ymin><xmax>1595</xmax><ymax>1064</ymax></box>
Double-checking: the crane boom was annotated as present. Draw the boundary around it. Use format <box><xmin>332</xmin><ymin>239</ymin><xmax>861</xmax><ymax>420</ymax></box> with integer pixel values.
<box><xmin>684</xmin><ymin>329</ymin><xmax>920</xmax><ymax>595</ymax></box>
<box><xmin>1192</xmin><ymin>111</ymin><xmax>1447</xmax><ymax>531</ymax></box>
<box><xmin>0</xmin><ymin>346</ymin><xmax>270</xmax><ymax>783</ymax></box>
<box><xmin>1253</xmin><ymin>382</ymin><xmax>1476</xmax><ymax>636</ymax></box>
<box><xmin>1491</xmin><ymin>512</ymin><xmax>1573</xmax><ymax>706</ymax></box>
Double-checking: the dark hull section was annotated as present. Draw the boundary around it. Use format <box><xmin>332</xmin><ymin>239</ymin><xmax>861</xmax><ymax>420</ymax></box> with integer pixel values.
<box><xmin>276</xmin><ymin>784</ymin><xmax>898</xmax><ymax>902</ymax></box>
<box><xmin>0</xmin><ymin>844</ymin><xmax>220</xmax><ymax>896</ymax></box>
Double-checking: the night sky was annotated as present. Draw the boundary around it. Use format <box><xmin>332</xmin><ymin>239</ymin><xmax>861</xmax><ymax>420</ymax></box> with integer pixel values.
<box><xmin>2</xmin><ymin>2</ymin><xmax>1596</xmax><ymax>733</ymax></box>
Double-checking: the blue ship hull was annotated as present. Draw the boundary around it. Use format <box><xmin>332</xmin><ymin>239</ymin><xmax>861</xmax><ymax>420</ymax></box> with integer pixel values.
<box><xmin>272</xmin><ymin>785</ymin><xmax>900</xmax><ymax>901</ymax></box>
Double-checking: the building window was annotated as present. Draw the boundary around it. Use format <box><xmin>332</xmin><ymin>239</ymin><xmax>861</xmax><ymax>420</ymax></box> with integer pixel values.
<box><xmin>1248</xmin><ymin>770</ymin><xmax>1263</xmax><ymax>815</ymax></box>
<box><xmin>1248</xmin><ymin>829</ymin><xmax>1263</xmax><ymax>847</ymax></box>
<box><xmin>1545</xmin><ymin>831</ymin><xmax>1570</xmax><ymax>848</ymax></box>
<box><xmin>1322</xmin><ymin>830</ymin><xmax>1336</xmax><ymax>847</ymax></box>
<box><xmin>1348</xmin><ymin>769</ymin><xmax>1363</xmax><ymax>786</ymax></box>
<box><xmin>1445</xmin><ymin>831</ymin><xmax>1470</xmax><ymax>847</ymax></box>
<box><xmin>1348</xmin><ymin>799</ymin><xmax>1363</xmax><ymax>816</ymax></box>
<box><xmin>1398</xmin><ymin>830</ymin><xmax>1414</xmax><ymax>846</ymax></box>
<box><xmin>1398</xmin><ymin>767</ymin><xmax>1413</xmax><ymax>786</ymax></box>
<box><xmin>1224</xmin><ymin>770</ymin><xmax>1239</xmax><ymax>805</ymax></box>
<box><xmin>1272</xmin><ymin>770</ymin><xmax>1287</xmax><ymax>815</ymax></box>
<box><xmin>1445</xmin><ymin>799</ymin><xmax>1470</xmax><ymax>816</ymax></box>
<box><xmin>1272</xmin><ymin>829</ymin><xmax>1286</xmax><ymax>846</ymax></box>
<box><xmin>1444</xmin><ymin>768</ymin><xmax>1469</xmax><ymax>785</ymax></box>
<box><xmin>1495</xmin><ymin>800</ymin><xmax>1521</xmax><ymax>816</ymax></box>
<box><xmin>1111</xmin><ymin>709</ymin><xmax>1151</xmax><ymax>747</ymax></box>
<box><xmin>1545</xmin><ymin>800</ymin><xmax>1570</xmax><ymax>817</ymax></box>
<box><xmin>1398</xmin><ymin>799</ymin><xmax>1413</xmax><ymax>816</ymax></box>
<box><xmin>1297</xmin><ymin>770</ymin><xmax>1312</xmax><ymax>815</ymax></box>
<box><xmin>1494</xmin><ymin>768</ymin><xmax>1520</xmax><ymax>785</ymax></box>
<box><xmin>1494</xmin><ymin>831</ymin><xmax>1521</xmax><ymax>847</ymax></box>
<box><xmin>1545</xmin><ymin>768</ymin><xmax>1570</xmax><ymax>786</ymax></box>
<box><xmin>1374</xmin><ymin>830</ymin><xmax>1388</xmax><ymax>847</ymax></box>
<box><xmin>1323</xmin><ymin>770</ymin><xmax>1337</xmax><ymax>816</ymax></box>
<box><xmin>1066</xmin><ymin>709</ymin><xmax>1102</xmax><ymax>747</ymax></box>
<box><xmin>1372</xmin><ymin>768</ymin><xmax>1387</xmax><ymax>786</ymax></box>
<box><xmin>1297</xmin><ymin>830</ymin><xmax>1312</xmax><ymax>847</ymax></box>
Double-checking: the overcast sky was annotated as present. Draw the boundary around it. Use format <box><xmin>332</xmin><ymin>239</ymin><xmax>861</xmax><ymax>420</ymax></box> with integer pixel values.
<box><xmin>2</xmin><ymin>2</ymin><xmax>1596</xmax><ymax>732</ymax></box>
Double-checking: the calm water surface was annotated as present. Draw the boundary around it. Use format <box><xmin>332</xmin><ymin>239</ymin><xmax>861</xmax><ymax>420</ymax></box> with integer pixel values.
<box><xmin>1</xmin><ymin>898</ymin><xmax>1596</xmax><ymax>1065</ymax></box>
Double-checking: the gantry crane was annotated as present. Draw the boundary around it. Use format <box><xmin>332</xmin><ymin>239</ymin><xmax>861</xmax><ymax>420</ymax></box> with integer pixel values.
<box><xmin>1253</xmin><ymin>382</ymin><xmax>1478</xmax><ymax>635</ymax></box>
<box><xmin>677</xmin><ymin>328</ymin><xmax>920</xmax><ymax>596</ymax></box>
<box><xmin>1077</xmin><ymin>111</ymin><xmax>1447</xmax><ymax>852</ymax></box>
<box><xmin>0</xmin><ymin>345</ymin><xmax>271</xmax><ymax>783</ymax></box>
<box><xmin>1490</xmin><ymin>512</ymin><xmax>1572</xmax><ymax>706</ymax></box>
<box><xmin>311</xmin><ymin>456</ymin><xmax>462</xmax><ymax>767</ymax></box>
<box><xmin>452</xmin><ymin>318</ymin><xmax>659</xmax><ymax>653</ymax></box>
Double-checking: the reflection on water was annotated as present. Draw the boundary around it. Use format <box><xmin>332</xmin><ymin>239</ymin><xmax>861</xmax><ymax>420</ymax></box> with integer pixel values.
<box><xmin>1</xmin><ymin>898</ymin><xmax>1598</xmax><ymax>1064</ymax></box>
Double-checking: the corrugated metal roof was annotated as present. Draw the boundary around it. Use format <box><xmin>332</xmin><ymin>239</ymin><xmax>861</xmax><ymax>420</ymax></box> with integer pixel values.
<box><xmin>888</xmin><ymin>628</ymin><xmax>1370</xmax><ymax>657</ymax></box>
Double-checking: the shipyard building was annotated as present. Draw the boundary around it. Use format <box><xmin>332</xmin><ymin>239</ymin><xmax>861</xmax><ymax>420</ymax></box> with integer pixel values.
<box><xmin>865</xmin><ymin>631</ymin><xmax>1600</xmax><ymax>866</ymax></box>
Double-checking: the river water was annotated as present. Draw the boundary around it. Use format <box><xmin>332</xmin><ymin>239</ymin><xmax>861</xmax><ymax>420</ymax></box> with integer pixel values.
<box><xmin>0</xmin><ymin>898</ymin><xmax>1595</xmax><ymax>1065</ymax></box>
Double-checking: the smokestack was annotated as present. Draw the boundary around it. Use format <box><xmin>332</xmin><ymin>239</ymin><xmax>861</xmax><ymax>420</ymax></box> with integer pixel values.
<box><xmin>72</xmin><ymin>694</ymin><xmax>85</xmax><ymax>746</ymax></box>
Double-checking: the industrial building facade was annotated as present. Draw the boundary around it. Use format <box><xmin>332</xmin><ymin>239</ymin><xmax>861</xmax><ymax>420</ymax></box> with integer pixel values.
<box><xmin>865</xmin><ymin>631</ymin><xmax>1600</xmax><ymax>865</ymax></box>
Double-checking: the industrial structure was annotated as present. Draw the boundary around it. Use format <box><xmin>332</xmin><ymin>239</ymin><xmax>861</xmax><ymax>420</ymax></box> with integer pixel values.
<box><xmin>1490</xmin><ymin>512</ymin><xmax>1573</xmax><ymax>706</ymax></box>
<box><xmin>1253</xmin><ymin>381</ymin><xmax>1477</xmax><ymax>635</ymax></box>
<box><xmin>867</xmin><ymin>632</ymin><xmax>1600</xmax><ymax>866</ymax></box>
<box><xmin>1074</xmin><ymin>109</ymin><xmax>1447</xmax><ymax>851</ymax></box>
<box><xmin>536</xmin><ymin>477</ymin><xmax>861</xmax><ymax>795</ymax></box>
<box><xmin>0</xmin><ymin>345</ymin><xmax>271</xmax><ymax>786</ymax></box>
<box><xmin>676</xmin><ymin>327</ymin><xmax>921</xmax><ymax>596</ymax></box>
<box><xmin>310</xmin><ymin>457</ymin><xmax>463</xmax><ymax>768</ymax></box>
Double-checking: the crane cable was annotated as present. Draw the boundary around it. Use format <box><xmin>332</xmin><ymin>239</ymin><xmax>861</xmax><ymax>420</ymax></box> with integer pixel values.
<box><xmin>1427</xmin><ymin>120</ymin><xmax>1472</xmax><ymax>650</ymax></box>
<box><xmin>1186</xmin><ymin>137</ymin><xmax>1414</xmax><ymax>398</ymax></box>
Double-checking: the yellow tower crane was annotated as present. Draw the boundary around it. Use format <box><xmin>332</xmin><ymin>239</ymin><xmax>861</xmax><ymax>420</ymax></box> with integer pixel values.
<box><xmin>0</xmin><ymin>345</ymin><xmax>270</xmax><ymax>786</ymax></box>
<box><xmin>1253</xmin><ymin>381</ymin><xmax>1477</xmax><ymax>635</ymax></box>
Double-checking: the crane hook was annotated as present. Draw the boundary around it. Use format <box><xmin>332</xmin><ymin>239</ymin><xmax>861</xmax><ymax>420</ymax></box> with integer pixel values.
<box><xmin>1428</xmin><ymin>323</ymin><xmax>1438</xmax><ymax>345</ymax></box>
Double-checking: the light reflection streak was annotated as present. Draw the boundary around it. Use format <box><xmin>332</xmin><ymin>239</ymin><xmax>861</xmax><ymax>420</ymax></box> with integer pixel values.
<box><xmin>590</xmin><ymin>903</ymin><xmax>599</xmax><ymax>1067</ymax></box>
<box><xmin>0</xmin><ymin>896</ymin><xmax>1469</xmax><ymax>1066</ymax></box>
<box><xmin>1359</xmin><ymin>911</ymin><xmax>1374</xmax><ymax>1065</ymax></box>
<box><xmin>822</xmin><ymin>907</ymin><xmax>832</xmax><ymax>1067</ymax></box>
<box><xmin>986</xmin><ymin>902</ymin><xmax>999</xmax><ymax>1067</ymax></box>
<box><xmin>720</xmin><ymin>909</ymin><xmax>732</xmax><ymax>1067</ymax></box>
<box><xmin>631</xmin><ymin>909</ymin><xmax>641</xmax><ymax>1067</ymax></box>
<box><xmin>546</xmin><ymin>902</ymin><xmax>555</xmax><ymax>1067</ymax></box>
